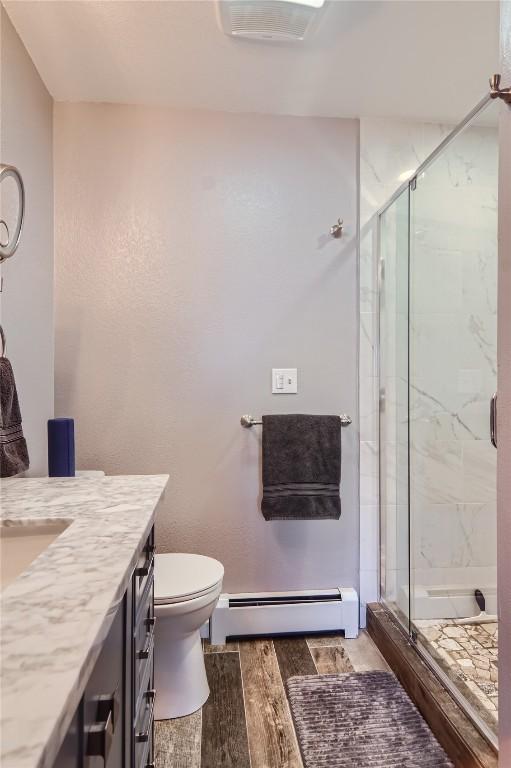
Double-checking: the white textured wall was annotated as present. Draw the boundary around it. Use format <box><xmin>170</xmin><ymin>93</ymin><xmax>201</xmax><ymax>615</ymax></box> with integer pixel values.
<box><xmin>497</xmin><ymin>0</ymin><xmax>511</xmax><ymax>760</ymax></box>
<box><xmin>0</xmin><ymin>9</ymin><xmax>54</xmax><ymax>476</ymax></box>
<box><xmin>54</xmin><ymin>103</ymin><xmax>359</xmax><ymax>594</ymax></box>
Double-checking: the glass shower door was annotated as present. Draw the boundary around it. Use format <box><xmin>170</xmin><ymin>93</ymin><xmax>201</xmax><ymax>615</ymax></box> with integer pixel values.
<box><xmin>408</xmin><ymin>103</ymin><xmax>498</xmax><ymax>739</ymax></box>
<box><xmin>379</xmin><ymin>187</ymin><xmax>410</xmax><ymax>631</ymax></box>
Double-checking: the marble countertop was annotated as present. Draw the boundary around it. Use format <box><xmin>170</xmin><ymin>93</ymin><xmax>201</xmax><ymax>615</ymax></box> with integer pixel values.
<box><xmin>0</xmin><ymin>474</ymin><xmax>169</xmax><ymax>768</ymax></box>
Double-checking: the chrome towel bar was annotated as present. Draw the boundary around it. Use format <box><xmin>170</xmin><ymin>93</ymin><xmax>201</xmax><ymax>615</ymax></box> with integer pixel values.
<box><xmin>240</xmin><ymin>414</ymin><xmax>352</xmax><ymax>428</ymax></box>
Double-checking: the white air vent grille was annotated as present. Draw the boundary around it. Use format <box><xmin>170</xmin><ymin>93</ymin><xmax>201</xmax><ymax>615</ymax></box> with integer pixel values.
<box><xmin>218</xmin><ymin>0</ymin><xmax>324</xmax><ymax>42</ymax></box>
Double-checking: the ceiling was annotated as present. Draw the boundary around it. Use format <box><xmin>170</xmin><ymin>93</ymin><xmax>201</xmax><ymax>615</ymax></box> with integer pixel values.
<box><xmin>3</xmin><ymin>0</ymin><xmax>500</xmax><ymax>123</ymax></box>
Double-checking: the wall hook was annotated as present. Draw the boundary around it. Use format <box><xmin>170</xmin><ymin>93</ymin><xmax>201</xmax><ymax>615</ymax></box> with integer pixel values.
<box><xmin>0</xmin><ymin>220</ymin><xmax>9</xmax><ymax>248</ymax></box>
<box><xmin>0</xmin><ymin>164</ymin><xmax>25</xmax><ymax>262</ymax></box>
<box><xmin>330</xmin><ymin>218</ymin><xmax>344</xmax><ymax>239</ymax></box>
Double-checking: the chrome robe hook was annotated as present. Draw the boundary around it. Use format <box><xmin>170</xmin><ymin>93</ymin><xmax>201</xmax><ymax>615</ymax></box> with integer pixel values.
<box><xmin>0</xmin><ymin>164</ymin><xmax>25</xmax><ymax>262</ymax></box>
<box><xmin>330</xmin><ymin>218</ymin><xmax>344</xmax><ymax>239</ymax></box>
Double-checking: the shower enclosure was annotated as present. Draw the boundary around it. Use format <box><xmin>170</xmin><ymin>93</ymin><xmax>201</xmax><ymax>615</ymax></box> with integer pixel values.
<box><xmin>378</xmin><ymin>96</ymin><xmax>499</xmax><ymax>744</ymax></box>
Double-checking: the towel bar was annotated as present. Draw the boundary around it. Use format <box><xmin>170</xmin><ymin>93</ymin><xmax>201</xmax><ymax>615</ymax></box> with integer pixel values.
<box><xmin>240</xmin><ymin>414</ymin><xmax>352</xmax><ymax>428</ymax></box>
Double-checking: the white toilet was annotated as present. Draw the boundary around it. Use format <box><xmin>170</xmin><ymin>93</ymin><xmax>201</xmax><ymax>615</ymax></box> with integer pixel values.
<box><xmin>154</xmin><ymin>552</ymin><xmax>224</xmax><ymax>720</ymax></box>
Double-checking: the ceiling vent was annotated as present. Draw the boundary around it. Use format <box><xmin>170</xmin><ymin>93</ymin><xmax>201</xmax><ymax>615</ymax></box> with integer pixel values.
<box><xmin>217</xmin><ymin>0</ymin><xmax>325</xmax><ymax>42</ymax></box>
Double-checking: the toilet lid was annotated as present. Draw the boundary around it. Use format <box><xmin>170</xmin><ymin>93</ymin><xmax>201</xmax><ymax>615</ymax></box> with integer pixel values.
<box><xmin>155</xmin><ymin>553</ymin><xmax>224</xmax><ymax>604</ymax></box>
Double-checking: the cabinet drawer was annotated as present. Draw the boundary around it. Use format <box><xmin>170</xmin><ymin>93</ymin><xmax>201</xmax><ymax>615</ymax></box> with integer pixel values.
<box><xmin>84</xmin><ymin>601</ymin><xmax>124</xmax><ymax>768</ymax></box>
<box><xmin>134</xmin><ymin>531</ymin><xmax>155</xmax><ymax>607</ymax></box>
<box><xmin>135</xmin><ymin>738</ymin><xmax>152</xmax><ymax>768</ymax></box>
<box><xmin>135</xmin><ymin>569</ymin><xmax>154</xmax><ymax>631</ymax></box>
<box><xmin>135</xmin><ymin>636</ymin><xmax>154</xmax><ymax>719</ymax></box>
<box><xmin>134</xmin><ymin>579</ymin><xmax>154</xmax><ymax>705</ymax></box>
<box><xmin>52</xmin><ymin>708</ymin><xmax>80</xmax><ymax>768</ymax></box>
<box><xmin>134</xmin><ymin>674</ymin><xmax>154</xmax><ymax>768</ymax></box>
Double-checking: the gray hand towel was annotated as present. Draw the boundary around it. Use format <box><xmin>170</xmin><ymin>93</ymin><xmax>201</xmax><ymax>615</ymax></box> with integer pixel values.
<box><xmin>261</xmin><ymin>414</ymin><xmax>341</xmax><ymax>520</ymax></box>
<box><xmin>0</xmin><ymin>357</ymin><xmax>29</xmax><ymax>478</ymax></box>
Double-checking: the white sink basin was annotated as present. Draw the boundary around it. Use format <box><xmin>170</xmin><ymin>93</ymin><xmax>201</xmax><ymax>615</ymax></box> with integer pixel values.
<box><xmin>0</xmin><ymin>521</ymin><xmax>70</xmax><ymax>590</ymax></box>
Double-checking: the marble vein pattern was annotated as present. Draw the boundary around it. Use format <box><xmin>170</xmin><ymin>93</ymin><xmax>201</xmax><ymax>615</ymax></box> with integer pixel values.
<box><xmin>407</xmin><ymin>125</ymin><xmax>498</xmax><ymax>586</ymax></box>
<box><xmin>0</xmin><ymin>474</ymin><xmax>169</xmax><ymax>768</ymax></box>
<box><xmin>362</xmin><ymin>117</ymin><xmax>499</xmax><ymax>606</ymax></box>
<box><xmin>358</xmin><ymin>118</ymin><xmax>451</xmax><ymax>619</ymax></box>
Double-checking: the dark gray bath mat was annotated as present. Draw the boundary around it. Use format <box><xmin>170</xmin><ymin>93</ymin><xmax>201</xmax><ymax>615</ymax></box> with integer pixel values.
<box><xmin>286</xmin><ymin>670</ymin><xmax>453</xmax><ymax>767</ymax></box>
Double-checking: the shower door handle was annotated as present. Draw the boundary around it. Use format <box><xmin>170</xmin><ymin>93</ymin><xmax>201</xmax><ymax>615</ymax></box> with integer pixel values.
<box><xmin>490</xmin><ymin>392</ymin><xmax>498</xmax><ymax>448</ymax></box>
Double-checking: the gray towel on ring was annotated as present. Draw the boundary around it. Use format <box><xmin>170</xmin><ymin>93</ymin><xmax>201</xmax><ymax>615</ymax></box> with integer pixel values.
<box><xmin>261</xmin><ymin>414</ymin><xmax>341</xmax><ymax>520</ymax></box>
<box><xmin>0</xmin><ymin>357</ymin><xmax>29</xmax><ymax>478</ymax></box>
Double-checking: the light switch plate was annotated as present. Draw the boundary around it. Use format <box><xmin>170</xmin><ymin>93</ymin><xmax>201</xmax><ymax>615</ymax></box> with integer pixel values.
<box><xmin>272</xmin><ymin>368</ymin><xmax>298</xmax><ymax>394</ymax></box>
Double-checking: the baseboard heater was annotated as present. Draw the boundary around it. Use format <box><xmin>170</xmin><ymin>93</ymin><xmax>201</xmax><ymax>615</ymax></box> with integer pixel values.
<box><xmin>210</xmin><ymin>587</ymin><xmax>359</xmax><ymax>644</ymax></box>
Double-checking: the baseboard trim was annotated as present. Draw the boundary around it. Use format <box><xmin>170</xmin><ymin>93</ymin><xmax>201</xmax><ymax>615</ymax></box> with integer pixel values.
<box><xmin>366</xmin><ymin>603</ymin><xmax>497</xmax><ymax>768</ymax></box>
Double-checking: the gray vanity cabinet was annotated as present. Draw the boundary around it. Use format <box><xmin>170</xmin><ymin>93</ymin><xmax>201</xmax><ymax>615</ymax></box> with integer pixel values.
<box><xmin>51</xmin><ymin>709</ymin><xmax>82</xmax><ymax>768</ymax></box>
<box><xmin>131</xmin><ymin>530</ymin><xmax>156</xmax><ymax>768</ymax></box>
<box><xmin>52</xmin><ymin>528</ymin><xmax>155</xmax><ymax>768</ymax></box>
<box><xmin>51</xmin><ymin>599</ymin><xmax>126</xmax><ymax>768</ymax></box>
<box><xmin>83</xmin><ymin>601</ymin><xmax>125</xmax><ymax>768</ymax></box>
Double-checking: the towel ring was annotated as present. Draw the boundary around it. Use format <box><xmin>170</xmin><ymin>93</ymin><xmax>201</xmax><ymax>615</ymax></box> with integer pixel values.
<box><xmin>0</xmin><ymin>164</ymin><xmax>25</xmax><ymax>262</ymax></box>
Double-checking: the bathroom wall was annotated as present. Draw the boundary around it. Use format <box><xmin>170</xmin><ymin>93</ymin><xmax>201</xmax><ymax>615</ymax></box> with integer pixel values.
<box><xmin>497</xmin><ymin>0</ymin><xmax>511</xmax><ymax>758</ymax></box>
<box><xmin>54</xmin><ymin>103</ymin><xmax>359</xmax><ymax>594</ymax></box>
<box><xmin>0</xmin><ymin>9</ymin><xmax>54</xmax><ymax>476</ymax></box>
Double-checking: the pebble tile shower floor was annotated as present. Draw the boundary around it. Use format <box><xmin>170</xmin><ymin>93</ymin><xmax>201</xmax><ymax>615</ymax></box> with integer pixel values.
<box><xmin>414</xmin><ymin>619</ymin><xmax>498</xmax><ymax>731</ymax></box>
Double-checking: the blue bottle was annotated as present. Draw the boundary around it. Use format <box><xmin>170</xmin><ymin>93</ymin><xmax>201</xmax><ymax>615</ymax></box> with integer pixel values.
<box><xmin>47</xmin><ymin>418</ymin><xmax>75</xmax><ymax>477</ymax></box>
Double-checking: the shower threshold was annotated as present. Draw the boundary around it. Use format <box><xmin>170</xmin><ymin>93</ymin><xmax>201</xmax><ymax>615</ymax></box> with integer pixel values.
<box><xmin>367</xmin><ymin>602</ymin><xmax>497</xmax><ymax>768</ymax></box>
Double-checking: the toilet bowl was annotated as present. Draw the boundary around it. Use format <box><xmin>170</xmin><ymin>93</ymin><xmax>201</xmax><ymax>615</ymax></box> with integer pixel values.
<box><xmin>154</xmin><ymin>552</ymin><xmax>224</xmax><ymax>720</ymax></box>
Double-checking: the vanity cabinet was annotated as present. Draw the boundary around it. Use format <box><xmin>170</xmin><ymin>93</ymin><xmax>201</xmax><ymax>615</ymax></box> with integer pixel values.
<box><xmin>51</xmin><ymin>710</ymin><xmax>81</xmax><ymax>768</ymax></box>
<box><xmin>131</xmin><ymin>530</ymin><xmax>156</xmax><ymax>768</ymax></box>
<box><xmin>83</xmin><ymin>600</ymin><xmax>124</xmax><ymax>768</ymax></box>
<box><xmin>52</xmin><ymin>528</ymin><xmax>155</xmax><ymax>768</ymax></box>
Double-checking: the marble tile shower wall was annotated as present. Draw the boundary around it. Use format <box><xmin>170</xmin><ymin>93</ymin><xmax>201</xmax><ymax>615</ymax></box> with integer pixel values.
<box><xmin>359</xmin><ymin>118</ymin><xmax>498</xmax><ymax>624</ymax></box>
<box><xmin>359</xmin><ymin>119</ymin><xmax>452</xmax><ymax>624</ymax></box>
<box><xmin>409</xmin><ymin>125</ymin><xmax>498</xmax><ymax>597</ymax></box>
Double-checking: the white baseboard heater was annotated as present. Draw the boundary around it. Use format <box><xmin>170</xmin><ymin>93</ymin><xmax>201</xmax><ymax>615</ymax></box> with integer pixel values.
<box><xmin>210</xmin><ymin>587</ymin><xmax>359</xmax><ymax>644</ymax></box>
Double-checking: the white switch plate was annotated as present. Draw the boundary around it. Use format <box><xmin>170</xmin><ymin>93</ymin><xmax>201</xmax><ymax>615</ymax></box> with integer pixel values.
<box><xmin>272</xmin><ymin>368</ymin><xmax>298</xmax><ymax>394</ymax></box>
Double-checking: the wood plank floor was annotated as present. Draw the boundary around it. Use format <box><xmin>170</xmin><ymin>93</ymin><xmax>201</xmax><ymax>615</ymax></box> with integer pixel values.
<box><xmin>240</xmin><ymin>639</ymin><xmax>302</xmax><ymax>768</ymax></box>
<box><xmin>201</xmin><ymin>652</ymin><xmax>251</xmax><ymax>767</ymax></box>
<box><xmin>155</xmin><ymin>630</ymin><xmax>389</xmax><ymax>768</ymax></box>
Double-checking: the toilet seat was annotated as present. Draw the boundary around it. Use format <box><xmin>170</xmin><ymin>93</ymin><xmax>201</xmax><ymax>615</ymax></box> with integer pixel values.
<box><xmin>155</xmin><ymin>553</ymin><xmax>224</xmax><ymax>605</ymax></box>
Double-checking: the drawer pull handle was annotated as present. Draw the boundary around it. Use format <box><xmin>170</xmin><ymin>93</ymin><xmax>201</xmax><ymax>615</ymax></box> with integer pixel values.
<box><xmin>136</xmin><ymin>694</ymin><xmax>155</xmax><ymax>743</ymax></box>
<box><xmin>136</xmin><ymin>714</ymin><xmax>153</xmax><ymax>743</ymax></box>
<box><xmin>99</xmin><ymin>691</ymin><xmax>119</xmax><ymax>733</ymax></box>
<box><xmin>86</xmin><ymin>710</ymin><xmax>113</xmax><ymax>759</ymax></box>
<box><xmin>136</xmin><ymin>546</ymin><xmax>155</xmax><ymax>578</ymax></box>
<box><xmin>85</xmin><ymin>694</ymin><xmax>117</xmax><ymax>761</ymax></box>
<box><xmin>138</xmin><ymin>635</ymin><xmax>153</xmax><ymax>660</ymax></box>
